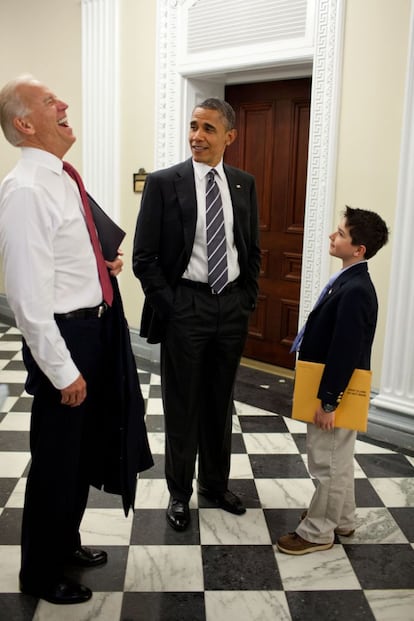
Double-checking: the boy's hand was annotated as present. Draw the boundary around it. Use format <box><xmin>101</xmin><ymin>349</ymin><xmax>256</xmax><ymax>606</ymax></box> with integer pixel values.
<box><xmin>313</xmin><ymin>406</ymin><xmax>336</xmax><ymax>430</ymax></box>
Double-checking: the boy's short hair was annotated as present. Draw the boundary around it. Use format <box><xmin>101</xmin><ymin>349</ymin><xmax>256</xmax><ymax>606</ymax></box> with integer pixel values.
<box><xmin>344</xmin><ymin>205</ymin><xmax>389</xmax><ymax>260</ymax></box>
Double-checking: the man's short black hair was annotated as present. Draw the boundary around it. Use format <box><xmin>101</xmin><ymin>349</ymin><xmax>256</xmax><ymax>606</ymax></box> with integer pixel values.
<box><xmin>195</xmin><ymin>98</ymin><xmax>236</xmax><ymax>131</ymax></box>
<box><xmin>344</xmin><ymin>205</ymin><xmax>389</xmax><ymax>260</ymax></box>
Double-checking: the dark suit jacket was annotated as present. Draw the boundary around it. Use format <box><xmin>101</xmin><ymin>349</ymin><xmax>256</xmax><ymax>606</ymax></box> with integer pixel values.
<box><xmin>133</xmin><ymin>158</ymin><xmax>261</xmax><ymax>343</ymax></box>
<box><xmin>97</xmin><ymin>276</ymin><xmax>153</xmax><ymax>515</ymax></box>
<box><xmin>298</xmin><ymin>262</ymin><xmax>378</xmax><ymax>406</ymax></box>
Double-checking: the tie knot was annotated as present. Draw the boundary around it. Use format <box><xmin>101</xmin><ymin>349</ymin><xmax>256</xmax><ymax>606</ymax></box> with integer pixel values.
<box><xmin>63</xmin><ymin>161</ymin><xmax>74</xmax><ymax>173</ymax></box>
<box><xmin>62</xmin><ymin>161</ymin><xmax>80</xmax><ymax>184</ymax></box>
<box><xmin>208</xmin><ymin>169</ymin><xmax>217</xmax><ymax>182</ymax></box>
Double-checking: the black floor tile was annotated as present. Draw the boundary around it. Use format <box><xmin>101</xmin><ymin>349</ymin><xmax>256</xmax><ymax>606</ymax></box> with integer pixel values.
<box><xmin>202</xmin><ymin>544</ymin><xmax>282</xmax><ymax>590</ymax></box>
<box><xmin>130</xmin><ymin>509</ymin><xmax>200</xmax><ymax>545</ymax></box>
<box><xmin>67</xmin><ymin>546</ymin><xmax>129</xmax><ymax>591</ymax></box>
<box><xmin>238</xmin><ymin>415</ymin><xmax>289</xmax><ymax>433</ymax></box>
<box><xmin>249</xmin><ymin>454</ymin><xmax>309</xmax><ymax>478</ymax></box>
<box><xmin>389</xmin><ymin>507</ymin><xmax>414</xmax><ymax>542</ymax></box>
<box><xmin>264</xmin><ymin>508</ymin><xmax>306</xmax><ymax>544</ymax></box>
<box><xmin>0</xmin><ymin>478</ymin><xmax>19</xmax><ymax>507</ymax></box>
<box><xmin>354</xmin><ymin>479</ymin><xmax>385</xmax><ymax>507</ymax></box>
<box><xmin>0</xmin><ymin>508</ymin><xmax>23</xmax><ymax>544</ymax></box>
<box><xmin>355</xmin><ymin>453</ymin><xmax>414</xmax><ymax>477</ymax></box>
<box><xmin>286</xmin><ymin>590</ymin><xmax>376</xmax><ymax>621</ymax></box>
<box><xmin>0</xmin><ymin>431</ymin><xmax>29</xmax><ymax>451</ymax></box>
<box><xmin>9</xmin><ymin>398</ymin><xmax>32</xmax><ymax>412</ymax></box>
<box><xmin>122</xmin><ymin>592</ymin><xmax>206</xmax><ymax>621</ymax></box>
<box><xmin>345</xmin><ymin>544</ymin><xmax>414</xmax><ymax>589</ymax></box>
<box><xmin>0</xmin><ymin>594</ymin><xmax>38</xmax><ymax>621</ymax></box>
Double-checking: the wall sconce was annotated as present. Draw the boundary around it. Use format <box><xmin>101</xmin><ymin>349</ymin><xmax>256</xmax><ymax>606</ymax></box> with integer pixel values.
<box><xmin>133</xmin><ymin>168</ymin><xmax>148</xmax><ymax>193</ymax></box>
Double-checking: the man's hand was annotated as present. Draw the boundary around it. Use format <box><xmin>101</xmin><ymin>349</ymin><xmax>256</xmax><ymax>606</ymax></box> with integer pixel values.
<box><xmin>313</xmin><ymin>405</ymin><xmax>336</xmax><ymax>430</ymax></box>
<box><xmin>106</xmin><ymin>250</ymin><xmax>123</xmax><ymax>276</ymax></box>
<box><xmin>61</xmin><ymin>374</ymin><xmax>87</xmax><ymax>407</ymax></box>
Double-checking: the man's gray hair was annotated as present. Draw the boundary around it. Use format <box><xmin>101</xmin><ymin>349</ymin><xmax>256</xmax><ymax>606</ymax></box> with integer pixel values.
<box><xmin>0</xmin><ymin>74</ymin><xmax>40</xmax><ymax>146</ymax></box>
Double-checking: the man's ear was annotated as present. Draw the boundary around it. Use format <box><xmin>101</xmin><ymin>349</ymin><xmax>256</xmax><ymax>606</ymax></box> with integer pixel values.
<box><xmin>225</xmin><ymin>128</ymin><xmax>237</xmax><ymax>147</ymax></box>
<box><xmin>13</xmin><ymin>117</ymin><xmax>34</xmax><ymax>136</ymax></box>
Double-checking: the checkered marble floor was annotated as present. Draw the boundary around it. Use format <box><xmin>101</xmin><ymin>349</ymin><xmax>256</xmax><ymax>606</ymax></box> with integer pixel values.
<box><xmin>0</xmin><ymin>320</ymin><xmax>413</xmax><ymax>621</ymax></box>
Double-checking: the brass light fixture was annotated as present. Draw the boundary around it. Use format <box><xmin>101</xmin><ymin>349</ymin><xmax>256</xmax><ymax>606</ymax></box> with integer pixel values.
<box><xmin>133</xmin><ymin>168</ymin><xmax>148</xmax><ymax>193</ymax></box>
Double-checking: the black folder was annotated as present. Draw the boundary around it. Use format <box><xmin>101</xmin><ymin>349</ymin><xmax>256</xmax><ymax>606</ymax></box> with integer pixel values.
<box><xmin>87</xmin><ymin>194</ymin><xmax>126</xmax><ymax>261</ymax></box>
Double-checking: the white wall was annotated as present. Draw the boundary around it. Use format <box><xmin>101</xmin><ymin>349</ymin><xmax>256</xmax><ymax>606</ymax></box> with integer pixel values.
<box><xmin>0</xmin><ymin>0</ymin><xmax>82</xmax><ymax>290</ymax></box>
<box><xmin>334</xmin><ymin>0</ymin><xmax>411</xmax><ymax>383</ymax></box>
<box><xmin>118</xmin><ymin>0</ymin><xmax>156</xmax><ymax>324</ymax></box>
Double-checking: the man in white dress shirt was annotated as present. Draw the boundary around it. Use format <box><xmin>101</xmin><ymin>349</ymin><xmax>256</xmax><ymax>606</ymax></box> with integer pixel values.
<box><xmin>0</xmin><ymin>75</ymin><xmax>126</xmax><ymax>605</ymax></box>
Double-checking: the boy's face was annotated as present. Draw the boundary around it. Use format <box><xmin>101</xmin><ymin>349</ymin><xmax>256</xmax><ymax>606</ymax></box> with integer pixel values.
<box><xmin>329</xmin><ymin>217</ymin><xmax>365</xmax><ymax>266</ymax></box>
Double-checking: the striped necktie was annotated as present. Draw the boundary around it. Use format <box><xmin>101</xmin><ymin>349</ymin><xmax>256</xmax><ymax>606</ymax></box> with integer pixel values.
<box><xmin>206</xmin><ymin>169</ymin><xmax>228</xmax><ymax>294</ymax></box>
<box><xmin>63</xmin><ymin>161</ymin><xmax>113</xmax><ymax>306</ymax></box>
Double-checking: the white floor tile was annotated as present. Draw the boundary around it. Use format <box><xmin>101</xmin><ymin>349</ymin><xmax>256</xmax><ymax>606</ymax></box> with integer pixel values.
<box><xmin>80</xmin><ymin>508</ymin><xmax>133</xmax><ymax>545</ymax></box>
<box><xmin>364</xmin><ymin>589</ymin><xmax>414</xmax><ymax>621</ymax></box>
<box><xmin>275</xmin><ymin>544</ymin><xmax>361</xmax><ymax>591</ymax></box>
<box><xmin>229</xmin><ymin>453</ymin><xmax>253</xmax><ymax>479</ymax></box>
<box><xmin>33</xmin><ymin>592</ymin><xmax>124</xmax><ymax>621</ymax></box>
<box><xmin>0</xmin><ymin>545</ymin><xmax>20</xmax><ymax>592</ymax></box>
<box><xmin>345</xmin><ymin>507</ymin><xmax>408</xmax><ymax>544</ymax></box>
<box><xmin>243</xmin><ymin>433</ymin><xmax>299</xmax><ymax>454</ymax></box>
<box><xmin>255</xmin><ymin>478</ymin><xmax>315</xmax><ymax>509</ymax></box>
<box><xmin>199</xmin><ymin>508</ymin><xmax>271</xmax><ymax>545</ymax></box>
<box><xmin>370</xmin><ymin>477</ymin><xmax>414</xmax><ymax>507</ymax></box>
<box><xmin>205</xmin><ymin>590</ymin><xmax>291</xmax><ymax>621</ymax></box>
<box><xmin>125</xmin><ymin>545</ymin><xmax>204</xmax><ymax>592</ymax></box>
<box><xmin>0</xmin><ymin>412</ymin><xmax>30</xmax><ymax>431</ymax></box>
<box><xmin>0</xmin><ymin>452</ymin><xmax>30</xmax><ymax>477</ymax></box>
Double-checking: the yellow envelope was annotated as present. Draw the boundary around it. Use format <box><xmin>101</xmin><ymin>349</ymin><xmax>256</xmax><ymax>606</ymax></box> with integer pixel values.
<box><xmin>292</xmin><ymin>360</ymin><xmax>372</xmax><ymax>432</ymax></box>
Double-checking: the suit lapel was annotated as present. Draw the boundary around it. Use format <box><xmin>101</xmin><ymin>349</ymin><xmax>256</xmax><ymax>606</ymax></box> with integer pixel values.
<box><xmin>224</xmin><ymin>165</ymin><xmax>246</xmax><ymax>248</ymax></box>
<box><xmin>319</xmin><ymin>262</ymin><xmax>368</xmax><ymax>307</ymax></box>
<box><xmin>174</xmin><ymin>159</ymin><xmax>197</xmax><ymax>259</ymax></box>
<box><xmin>224</xmin><ymin>165</ymin><xmax>245</xmax><ymax>212</ymax></box>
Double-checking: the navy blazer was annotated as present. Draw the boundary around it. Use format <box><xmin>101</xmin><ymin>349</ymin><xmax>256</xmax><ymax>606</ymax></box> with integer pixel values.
<box><xmin>133</xmin><ymin>158</ymin><xmax>261</xmax><ymax>343</ymax></box>
<box><xmin>299</xmin><ymin>262</ymin><xmax>378</xmax><ymax>406</ymax></box>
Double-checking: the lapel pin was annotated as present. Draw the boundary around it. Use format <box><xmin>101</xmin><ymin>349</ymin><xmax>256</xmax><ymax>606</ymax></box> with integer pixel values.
<box><xmin>236</xmin><ymin>184</ymin><xmax>241</xmax><ymax>188</ymax></box>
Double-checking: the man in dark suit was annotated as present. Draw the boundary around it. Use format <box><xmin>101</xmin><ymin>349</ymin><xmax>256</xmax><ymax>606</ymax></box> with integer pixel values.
<box><xmin>277</xmin><ymin>206</ymin><xmax>389</xmax><ymax>555</ymax></box>
<box><xmin>133</xmin><ymin>98</ymin><xmax>261</xmax><ymax>531</ymax></box>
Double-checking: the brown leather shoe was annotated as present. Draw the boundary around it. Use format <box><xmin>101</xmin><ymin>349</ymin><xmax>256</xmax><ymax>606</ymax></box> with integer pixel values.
<box><xmin>277</xmin><ymin>532</ymin><xmax>334</xmax><ymax>555</ymax></box>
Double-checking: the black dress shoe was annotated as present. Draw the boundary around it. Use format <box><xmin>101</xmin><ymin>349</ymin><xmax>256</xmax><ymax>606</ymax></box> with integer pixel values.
<box><xmin>68</xmin><ymin>546</ymin><xmax>108</xmax><ymax>567</ymax></box>
<box><xmin>166</xmin><ymin>497</ymin><xmax>190</xmax><ymax>531</ymax></box>
<box><xmin>20</xmin><ymin>577</ymin><xmax>92</xmax><ymax>605</ymax></box>
<box><xmin>198</xmin><ymin>485</ymin><xmax>246</xmax><ymax>515</ymax></box>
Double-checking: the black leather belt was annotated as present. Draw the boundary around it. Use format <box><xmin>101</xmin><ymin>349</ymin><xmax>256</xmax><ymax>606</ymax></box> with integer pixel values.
<box><xmin>179</xmin><ymin>279</ymin><xmax>239</xmax><ymax>295</ymax></box>
<box><xmin>54</xmin><ymin>302</ymin><xmax>108</xmax><ymax>320</ymax></box>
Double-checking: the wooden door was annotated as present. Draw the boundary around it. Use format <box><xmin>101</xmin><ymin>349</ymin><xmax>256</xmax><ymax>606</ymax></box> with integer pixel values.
<box><xmin>225</xmin><ymin>79</ymin><xmax>311</xmax><ymax>369</ymax></box>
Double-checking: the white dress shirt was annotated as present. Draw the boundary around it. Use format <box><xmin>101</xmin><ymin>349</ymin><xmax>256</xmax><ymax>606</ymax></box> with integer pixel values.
<box><xmin>182</xmin><ymin>159</ymin><xmax>240</xmax><ymax>283</ymax></box>
<box><xmin>0</xmin><ymin>147</ymin><xmax>102</xmax><ymax>389</ymax></box>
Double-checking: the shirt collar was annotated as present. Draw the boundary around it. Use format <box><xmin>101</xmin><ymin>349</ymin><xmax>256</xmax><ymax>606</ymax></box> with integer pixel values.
<box><xmin>192</xmin><ymin>159</ymin><xmax>224</xmax><ymax>181</ymax></box>
<box><xmin>21</xmin><ymin>147</ymin><xmax>63</xmax><ymax>175</ymax></box>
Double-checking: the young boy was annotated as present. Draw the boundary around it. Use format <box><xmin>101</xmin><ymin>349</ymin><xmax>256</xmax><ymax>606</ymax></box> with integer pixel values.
<box><xmin>277</xmin><ymin>206</ymin><xmax>389</xmax><ymax>555</ymax></box>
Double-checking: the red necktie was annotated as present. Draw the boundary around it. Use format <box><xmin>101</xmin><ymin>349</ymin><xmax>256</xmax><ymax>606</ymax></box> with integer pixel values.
<box><xmin>63</xmin><ymin>161</ymin><xmax>113</xmax><ymax>306</ymax></box>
